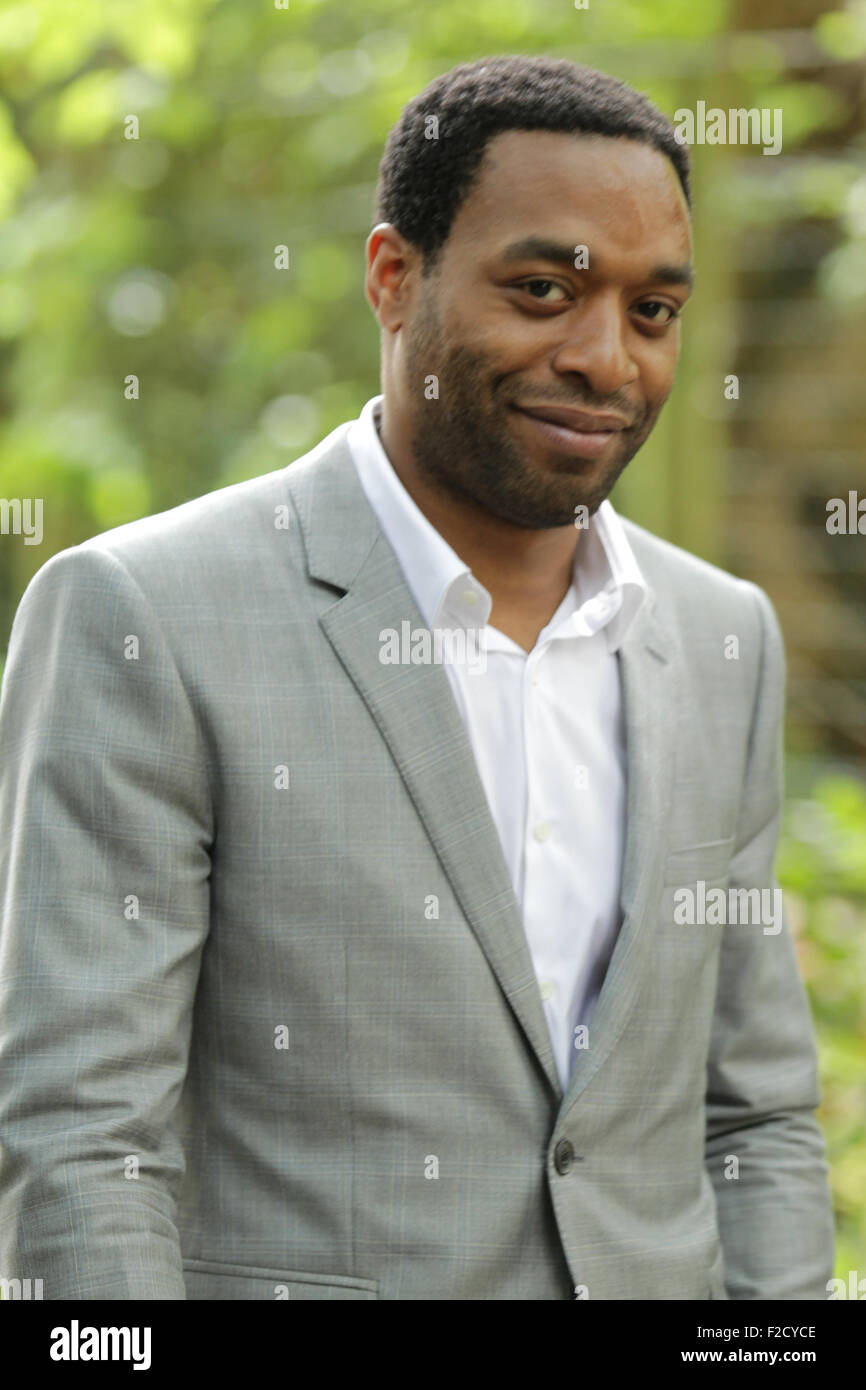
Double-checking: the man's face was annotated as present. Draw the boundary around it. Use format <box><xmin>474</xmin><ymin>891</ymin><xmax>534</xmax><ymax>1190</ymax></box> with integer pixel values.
<box><xmin>397</xmin><ymin>130</ymin><xmax>694</xmax><ymax>526</ymax></box>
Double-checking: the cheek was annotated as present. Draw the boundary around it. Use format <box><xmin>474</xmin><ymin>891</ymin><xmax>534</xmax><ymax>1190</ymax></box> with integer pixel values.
<box><xmin>442</xmin><ymin>318</ymin><xmax>527</xmax><ymax>384</ymax></box>
<box><xmin>444</xmin><ymin>306</ymin><xmax>507</xmax><ymax>356</ymax></box>
<box><xmin>637</xmin><ymin>342</ymin><xmax>679</xmax><ymax>408</ymax></box>
<box><xmin>445</xmin><ymin>292</ymin><xmax>548</xmax><ymax>359</ymax></box>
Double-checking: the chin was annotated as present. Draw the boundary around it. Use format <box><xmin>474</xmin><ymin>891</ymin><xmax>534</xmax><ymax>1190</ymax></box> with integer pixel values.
<box><xmin>492</xmin><ymin>494</ymin><xmax>592</xmax><ymax>529</ymax></box>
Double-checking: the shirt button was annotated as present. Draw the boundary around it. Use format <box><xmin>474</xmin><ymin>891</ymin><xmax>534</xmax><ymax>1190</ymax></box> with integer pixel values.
<box><xmin>533</xmin><ymin>821</ymin><xmax>551</xmax><ymax>842</ymax></box>
<box><xmin>554</xmin><ymin>1139</ymin><xmax>575</xmax><ymax>1175</ymax></box>
<box><xmin>461</xmin><ymin>589</ymin><xmax>479</xmax><ymax>605</ymax></box>
<box><xmin>539</xmin><ymin>980</ymin><xmax>554</xmax><ymax>1001</ymax></box>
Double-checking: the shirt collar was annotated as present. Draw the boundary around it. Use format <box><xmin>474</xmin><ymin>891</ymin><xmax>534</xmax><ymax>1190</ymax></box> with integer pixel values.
<box><xmin>347</xmin><ymin>394</ymin><xmax>648</xmax><ymax>653</ymax></box>
<box><xmin>574</xmin><ymin>494</ymin><xmax>649</xmax><ymax>652</ymax></box>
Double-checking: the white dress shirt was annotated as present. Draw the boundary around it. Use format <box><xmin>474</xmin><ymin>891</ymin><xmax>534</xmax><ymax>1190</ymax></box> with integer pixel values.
<box><xmin>347</xmin><ymin>394</ymin><xmax>648</xmax><ymax>1090</ymax></box>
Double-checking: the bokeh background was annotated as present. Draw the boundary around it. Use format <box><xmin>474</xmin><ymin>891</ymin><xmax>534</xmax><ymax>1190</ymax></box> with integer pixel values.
<box><xmin>0</xmin><ymin>0</ymin><xmax>864</xmax><ymax>1285</ymax></box>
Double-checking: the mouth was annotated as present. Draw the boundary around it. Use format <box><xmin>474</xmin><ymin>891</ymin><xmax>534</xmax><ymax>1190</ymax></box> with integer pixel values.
<box><xmin>511</xmin><ymin>404</ymin><xmax>628</xmax><ymax>460</ymax></box>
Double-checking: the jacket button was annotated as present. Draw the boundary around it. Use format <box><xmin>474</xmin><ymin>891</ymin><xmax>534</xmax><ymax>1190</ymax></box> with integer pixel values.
<box><xmin>554</xmin><ymin>1138</ymin><xmax>575</xmax><ymax>1174</ymax></box>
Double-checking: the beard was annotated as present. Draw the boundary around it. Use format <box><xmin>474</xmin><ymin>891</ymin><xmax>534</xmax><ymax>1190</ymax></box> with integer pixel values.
<box><xmin>401</xmin><ymin>293</ymin><xmax>662</xmax><ymax>529</ymax></box>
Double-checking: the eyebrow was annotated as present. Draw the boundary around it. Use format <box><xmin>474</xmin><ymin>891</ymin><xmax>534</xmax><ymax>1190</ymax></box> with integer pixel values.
<box><xmin>498</xmin><ymin>236</ymin><xmax>695</xmax><ymax>289</ymax></box>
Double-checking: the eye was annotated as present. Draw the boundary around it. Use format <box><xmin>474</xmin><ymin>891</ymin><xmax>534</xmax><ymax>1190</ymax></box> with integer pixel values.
<box><xmin>519</xmin><ymin>279</ymin><xmax>569</xmax><ymax>303</ymax></box>
<box><xmin>635</xmin><ymin>300</ymin><xmax>680</xmax><ymax>324</ymax></box>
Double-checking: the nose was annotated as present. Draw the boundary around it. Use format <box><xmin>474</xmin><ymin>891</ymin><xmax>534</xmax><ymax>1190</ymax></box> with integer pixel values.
<box><xmin>550</xmin><ymin>292</ymin><xmax>640</xmax><ymax>396</ymax></box>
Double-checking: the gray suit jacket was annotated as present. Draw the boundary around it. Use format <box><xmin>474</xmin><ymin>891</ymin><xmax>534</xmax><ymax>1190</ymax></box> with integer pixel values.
<box><xmin>0</xmin><ymin>421</ymin><xmax>835</xmax><ymax>1300</ymax></box>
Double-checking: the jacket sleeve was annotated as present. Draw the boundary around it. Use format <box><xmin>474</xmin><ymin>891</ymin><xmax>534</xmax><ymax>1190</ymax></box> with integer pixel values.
<box><xmin>0</xmin><ymin>543</ymin><xmax>213</xmax><ymax>1298</ymax></box>
<box><xmin>704</xmin><ymin>581</ymin><xmax>835</xmax><ymax>1299</ymax></box>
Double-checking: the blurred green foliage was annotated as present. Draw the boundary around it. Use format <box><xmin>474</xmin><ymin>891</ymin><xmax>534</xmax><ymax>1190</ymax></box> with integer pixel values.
<box><xmin>780</xmin><ymin>777</ymin><xmax>866</xmax><ymax>1278</ymax></box>
<box><xmin>0</xmin><ymin>0</ymin><xmax>864</xmax><ymax>1288</ymax></box>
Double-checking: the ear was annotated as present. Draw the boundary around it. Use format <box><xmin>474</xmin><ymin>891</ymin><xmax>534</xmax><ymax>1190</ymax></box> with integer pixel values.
<box><xmin>365</xmin><ymin>223</ymin><xmax>418</xmax><ymax>333</ymax></box>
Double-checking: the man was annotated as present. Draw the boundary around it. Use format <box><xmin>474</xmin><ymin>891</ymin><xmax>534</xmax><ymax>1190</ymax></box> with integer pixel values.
<box><xmin>0</xmin><ymin>55</ymin><xmax>834</xmax><ymax>1300</ymax></box>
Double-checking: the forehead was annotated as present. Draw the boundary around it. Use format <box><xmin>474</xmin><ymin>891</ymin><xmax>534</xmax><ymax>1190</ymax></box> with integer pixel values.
<box><xmin>447</xmin><ymin>129</ymin><xmax>692</xmax><ymax>266</ymax></box>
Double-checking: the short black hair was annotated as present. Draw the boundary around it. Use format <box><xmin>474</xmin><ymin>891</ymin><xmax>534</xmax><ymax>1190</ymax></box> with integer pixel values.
<box><xmin>375</xmin><ymin>55</ymin><xmax>691</xmax><ymax>270</ymax></box>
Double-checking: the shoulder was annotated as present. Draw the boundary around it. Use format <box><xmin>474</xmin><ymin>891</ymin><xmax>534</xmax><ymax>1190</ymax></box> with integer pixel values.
<box><xmin>16</xmin><ymin>423</ymin><xmax>354</xmax><ymax>613</ymax></box>
<box><xmin>620</xmin><ymin>514</ymin><xmax>783</xmax><ymax>654</ymax></box>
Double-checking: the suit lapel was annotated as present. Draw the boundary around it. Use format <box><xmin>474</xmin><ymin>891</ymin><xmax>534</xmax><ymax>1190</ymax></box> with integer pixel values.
<box><xmin>286</xmin><ymin>432</ymin><xmax>562</xmax><ymax>1096</ymax></box>
<box><xmin>557</xmin><ymin>600</ymin><xmax>677</xmax><ymax>1118</ymax></box>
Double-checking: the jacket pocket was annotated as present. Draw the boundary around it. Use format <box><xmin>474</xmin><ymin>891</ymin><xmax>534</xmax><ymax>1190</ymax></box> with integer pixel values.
<box><xmin>658</xmin><ymin>837</ymin><xmax>736</xmax><ymax>932</ymax></box>
<box><xmin>183</xmin><ymin>1256</ymin><xmax>378</xmax><ymax>1300</ymax></box>
<box><xmin>663</xmin><ymin>836</ymin><xmax>736</xmax><ymax>885</ymax></box>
